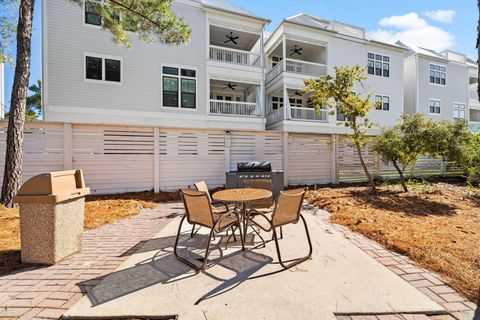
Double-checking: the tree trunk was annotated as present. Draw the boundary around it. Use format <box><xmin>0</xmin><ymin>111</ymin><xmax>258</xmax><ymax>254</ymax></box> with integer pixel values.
<box><xmin>477</xmin><ymin>0</ymin><xmax>480</xmax><ymax>100</ymax></box>
<box><xmin>392</xmin><ymin>161</ymin><xmax>408</xmax><ymax>192</ymax></box>
<box><xmin>353</xmin><ymin>139</ymin><xmax>377</xmax><ymax>192</ymax></box>
<box><xmin>0</xmin><ymin>0</ymin><xmax>35</xmax><ymax>207</ymax></box>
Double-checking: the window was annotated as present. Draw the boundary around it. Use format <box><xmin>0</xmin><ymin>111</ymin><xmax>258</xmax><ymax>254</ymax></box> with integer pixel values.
<box><xmin>85</xmin><ymin>55</ymin><xmax>121</xmax><ymax>83</ymax></box>
<box><xmin>453</xmin><ymin>103</ymin><xmax>466</xmax><ymax>119</ymax></box>
<box><xmin>375</xmin><ymin>95</ymin><xmax>390</xmax><ymax>111</ymax></box>
<box><xmin>429</xmin><ymin>100</ymin><xmax>441</xmax><ymax>114</ymax></box>
<box><xmin>85</xmin><ymin>1</ymin><xmax>101</xmax><ymax>26</ymax></box>
<box><xmin>336</xmin><ymin>106</ymin><xmax>345</xmax><ymax>121</ymax></box>
<box><xmin>289</xmin><ymin>98</ymin><xmax>302</xmax><ymax>108</ymax></box>
<box><xmin>368</xmin><ymin>53</ymin><xmax>390</xmax><ymax>77</ymax></box>
<box><xmin>162</xmin><ymin>65</ymin><xmax>196</xmax><ymax>108</ymax></box>
<box><xmin>272</xmin><ymin>56</ymin><xmax>283</xmax><ymax>68</ymax></box>
<box><xmin>429</xmin><ymin>64</ymin><xmax>446</xmax><ymax>85</ymax></box>
<box><xmin>85</xmin><ymin>56</ymin><xmax>102</xmax><ymax>80</ymax></box>
<box><xmin>272</xmin><ymin>97</ymin><xmax>283</xmax><ymax>110</ymax></box>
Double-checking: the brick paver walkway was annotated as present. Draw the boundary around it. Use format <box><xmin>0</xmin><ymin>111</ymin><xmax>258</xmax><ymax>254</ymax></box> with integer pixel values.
<box><xmin>1</xmin><ymin>202</ymin><xmax>478</xmax><ymax>320</ymax></box>
<box><xmin>0</xmin><ymin>203</ymin><xmax>180</xmax><ymax>319</ymax></box>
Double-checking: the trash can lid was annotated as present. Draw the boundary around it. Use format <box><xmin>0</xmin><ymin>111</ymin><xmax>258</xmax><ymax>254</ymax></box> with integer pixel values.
<box><xmin>13</xmin><ymin>170</ymin><xmax>90</xmax><ymax>204</ymax></box>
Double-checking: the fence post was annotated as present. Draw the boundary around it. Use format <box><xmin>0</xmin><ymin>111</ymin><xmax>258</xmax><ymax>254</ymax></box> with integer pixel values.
<box><xmin>63</xmin><ymin>123</ymin><xmax>73</xmax><ymax>170</ymax></box>
<box><xmin>224</xmin><ymin>131</ymin><xmax>231</xmax><ymax>173</ymax></box>
<box><xmin>331</xmin><ymin>134</ymin><xmax>338</xmax><ymax>184</ymax></box>
<box><xmin>154</xmin><ymin>127</ymin><xmax>160</xmax><ymax>193</ymax></box>
<box><xmin>283</xmin><ymin>131</ymin><xmax>289</xmax><ymax>187</ymax></box>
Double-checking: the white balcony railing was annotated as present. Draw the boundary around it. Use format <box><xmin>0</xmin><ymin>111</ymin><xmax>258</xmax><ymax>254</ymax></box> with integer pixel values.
<box><xmin>469</xmin><ymin>88</ymin><xmax>479</xmax><ymax>101</ymax></box>
<box><xmin>290</xmin><ymin>107</ymin><xmax>328</xmax><ymax>122</ymax></box>
<box><xmin>266</xmin><ymin>59</ymin><xmax>327</xmax><ymax>83</ymax></box>
<box><xmin>266</xmin><ymin>108</ymin><xmax>285</xmax><ymax>125</ymax></box>
<box><xmin>285</xmin><ymin>59</ymin><xmax>327</xmax><ymax>77</ymax></box>
<box><xmin>209</xmin><ymin>100</ymin><xmax>260</xmax><ymax>117</ymax></box>
<box><xmin>209</xmin><ymin>45</ymin><xmax>260</xmax><ymax>66</ymax></box>
<box><xmin>470</xmin><ymin>121</ymin><xmax>480</xmax><ymax>133</ymax></box>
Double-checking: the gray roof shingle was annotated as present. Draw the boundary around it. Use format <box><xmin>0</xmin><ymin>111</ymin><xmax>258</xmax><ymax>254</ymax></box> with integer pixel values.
<box><xmin>201</xmin><ymin>0</ymin><xmax>270</xmax><ymax>22</ymax></box>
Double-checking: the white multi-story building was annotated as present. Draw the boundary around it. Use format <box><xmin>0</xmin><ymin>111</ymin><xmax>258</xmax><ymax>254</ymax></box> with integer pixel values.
<box><xmin>400</xmin><ymin>42</ymin><xmax>473</xmax><ymax>125</ymax></box>
<box><xmin>42</xmin><ymin>0</ymin><xmax>477</xmax><ymax>133</ymax></box>
<box><xmin>264</xmin><ymin>14</ymin><xmax>406</xmax><ymax>134</ymax></box>
<box><xmin>43</xmin><ymin>0</ymin><xmax>269</xmax><ymax>131</ymax></box>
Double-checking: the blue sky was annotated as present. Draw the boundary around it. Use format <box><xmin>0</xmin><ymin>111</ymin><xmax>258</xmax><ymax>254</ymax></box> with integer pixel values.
<box><xmin>3</xmin><ymin>0</ymin><xmax>478</xmax><ymax>109</ymax></box>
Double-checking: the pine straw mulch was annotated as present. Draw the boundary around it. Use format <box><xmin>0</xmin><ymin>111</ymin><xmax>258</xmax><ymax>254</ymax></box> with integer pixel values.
<box><xmin>305</xmin><ymin>181</ymin><xmax>480</xmax><ymax>303</ymax></box>
<box><xmin>0</xmin><ymin>190</ymin><xmax>181</xmax><ymax>275</ymax></box>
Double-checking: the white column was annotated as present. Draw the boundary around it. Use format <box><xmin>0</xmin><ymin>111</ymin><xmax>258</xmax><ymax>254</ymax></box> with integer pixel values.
<box><xmin>282</xmin><ymin>35</ymin><xmax>287</xmax><ymax>72</ymax></box>
<box><xmin>255</xmin><ymin>85</ymin><xmax>262</xmax><ymax>117</ymax></box>
<box><xmin>283</xmin><ymin>85</ymin><xmax>290</xmax><ymax>120</ymax></box>
<box><xmin>260</xmin><ymin>26</ymin><xmax>265</xmax><ymax>68</ymax></box>
<box><xmin>154</xmin><ymin>127</ymin><xmax>160</xmax><ymax>193</ymax></box>
<box><xmin>63</xmin><ymin>123</ymin><xmax>73</xmax><ymax>170</ymax></box>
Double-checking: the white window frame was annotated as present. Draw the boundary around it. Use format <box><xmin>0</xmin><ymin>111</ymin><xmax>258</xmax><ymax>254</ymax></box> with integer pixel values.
<box><xmin>83</xmin><ymin>52</ymin><xmax>123</xmax><ymax>85</ymax></box>
<box><xmin>428</xmin><ymin>99</ymin><xmax>441</xmax><ymax>115</ymax></box>
<box><xmin>429</xmin><ymin>63</ymin><xmax>446</xmax><ymax>86</ymax></box>
<box><xmin>160</xmin><ymin>63</ymin><xmax>198</xmax><ymax>110</ymax></box>
<box><xmin>367</xmin><ymin>52</ymin><xmax>390</xmax><ymax>77</ymax></box>
<box><xmin>453</xmin><ymin>102</ymin><xmax>466</xmax><ymax>120</ymax></box>
<box><xmin>83</xmin><ymin>0</ymin><xmax>103</xmax><ymax>28</ymax></box>
<box><xmin>374</xmin><ymin>95</ymin><xmax>390</xmax><ymax>111</ymax></box>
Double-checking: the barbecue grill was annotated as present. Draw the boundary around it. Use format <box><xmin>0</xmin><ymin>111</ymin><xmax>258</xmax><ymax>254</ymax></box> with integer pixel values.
<box><xmin>226</xmin><ymin>161</ymin><xmax>284</xmax><ymax>198</ymax></box>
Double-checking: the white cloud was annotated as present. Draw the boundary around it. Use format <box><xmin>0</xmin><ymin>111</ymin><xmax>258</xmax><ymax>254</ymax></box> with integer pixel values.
<box><xmin>424</xmin><ymin>10</ymin><xmax>455</xmax><ymax>23</ymax></box>
<box><xmin>367</xmin><ymin>12</ymin><xmax>455</xmax><ymax>52</ymax></box>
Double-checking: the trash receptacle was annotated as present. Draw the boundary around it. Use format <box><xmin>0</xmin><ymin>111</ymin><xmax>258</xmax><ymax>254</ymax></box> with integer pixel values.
<box><xmin>13</xmin><ymin>170</ymin><xmax>90</xmax><ymax>265</ymax></box>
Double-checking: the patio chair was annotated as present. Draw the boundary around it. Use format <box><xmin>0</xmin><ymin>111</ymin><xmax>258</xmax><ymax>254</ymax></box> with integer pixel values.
<box><xmin>252</xmin><ymin>188</ymin><xmax>312</xmax><ymax>269</ymax></box>
<box><xmin>243</xmin><ymin>179</ymin><xmax>274</xmax><ymax>211</ymax></box>
<box><xmin>174</xmin><ymin>189</ymin><xmax>244</xmax><ymax>271</ymax></box>
<box><xmin>190</xmin><ymin>181</ymin><xmax>237</xmax><ymax>237</ymax></box>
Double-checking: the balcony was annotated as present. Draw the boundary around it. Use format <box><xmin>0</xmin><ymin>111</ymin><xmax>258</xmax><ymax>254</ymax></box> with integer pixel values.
<box><xmin>209</xmin><ymin>100</ymin><xmax>259</xmax><ymax>117</ymax></box>
<box><xmin>290</xmin><ymin>107</ymin><xmax>328</xmax><ymax>122</ymax></box>
<box><xmin>209</xmin><ymin>46</ymin><xmax>260</xmax><ymax>66</ymax></box>
<box><xmin>209</xmin><ymin>25</ymin><xmax>262</xmax><ymax>67</ymax></box>
<box><xmin>266</xmin><ymin>37</ymin><xmax>327</xmax><ymax>84</ymax></box>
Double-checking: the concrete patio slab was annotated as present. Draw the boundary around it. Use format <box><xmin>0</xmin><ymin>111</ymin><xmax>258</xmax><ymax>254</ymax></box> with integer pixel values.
<box><xmin>64</xmin><ymin>209</ymin><xmax>444</xmax><ymax>320</ymax></box>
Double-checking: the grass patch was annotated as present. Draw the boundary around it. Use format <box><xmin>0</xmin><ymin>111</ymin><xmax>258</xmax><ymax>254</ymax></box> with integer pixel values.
<box><xmin>0</xmin><ymin>191</ymin><xmax>180</xmax><ymax>275</ymax></box>
<box><xmin>306</xmin><ymin>181</ymin><xmax>480</xmax><ymax>302</ymax></box>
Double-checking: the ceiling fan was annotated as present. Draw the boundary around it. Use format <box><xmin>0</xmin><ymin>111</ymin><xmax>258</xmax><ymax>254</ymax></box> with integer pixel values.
<box><xmin>224</xmin><ymin>32</ymin><xmax>239</xmax><ymax>45</ymax></box>
<box><xmin>223</xmin><ymin>82</ymin><xmax>237</xmax><ymax>91</ymax></box>
<box><xmin>290</xmin><ymin>90</ymin><xmax>302</xmax><ymax>97</ymax></box>
<box><xmin>289</xmin><ymin>44</ymin><xmax>303</xmax><ymax>56</ymax></box>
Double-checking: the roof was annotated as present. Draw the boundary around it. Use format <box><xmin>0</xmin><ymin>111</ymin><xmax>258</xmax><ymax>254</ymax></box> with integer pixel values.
<box><xmin>283</xmin><ymin>14</ymin><xmax>406</xmax><ymax>51</ymax></box>
<box><xmin>201</xmin><ymin>0</ymin><xmax>270</xmax><ymax>23</ymax></box>
<box><xmin>396</xmin><ymin>41</ymin><xmax>448</xmax><ymax>60</ymax></box>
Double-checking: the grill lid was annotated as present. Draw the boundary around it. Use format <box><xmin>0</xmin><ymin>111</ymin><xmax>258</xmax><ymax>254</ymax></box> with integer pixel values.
<box><xmin>237</xmin><ymin>161</ymin><xmax>272</xmax><ymax>172</ymax></box>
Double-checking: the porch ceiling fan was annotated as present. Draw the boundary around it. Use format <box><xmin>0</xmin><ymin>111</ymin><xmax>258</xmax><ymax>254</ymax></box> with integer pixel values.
<box><xmin>290</xmin><ymin>90</ymin><xmax>302</xmax><ymax>97</ymax></box>
<box><xmin>223</xmin><ymin>82</ymin><xmax>237</xmax><ymax>91</ymax></box>
<box><xmin>289</xmin><ymin>44</ymin><xmax>303</xmax><ymax>56</ymax></box>
<box><xmin>224</xmin><ymin>32</ymin><xmax>239</xmax><ymax>45</ymax></box>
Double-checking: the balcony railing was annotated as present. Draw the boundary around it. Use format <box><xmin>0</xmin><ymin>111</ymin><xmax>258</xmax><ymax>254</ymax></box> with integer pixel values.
<box><xmin>209</xmin><ymin>45</ymin><xmax>260</xmax><ymax>66</ymax></box>
<box><xmin>266</xmin><ymin>59</ymin><xmax>327</xmax><ymax>83</ymax></box>
<box><xmin>469</xmin><ymin>88</ymin><xmax>479</xmax><ymax>101</ymax></box>
<box><xmin>290</xmin><ymin>107</ymin><xmax>328</xmax><ymax>122</ymax></box>
<box><xmin>266</xmin><ymin>108</ymin><xmax>285</xmax><ymax>125</ymax></box>
<box><xmin>470</xmin><ymin>121</ymin><xmax>480</xmax><ymax>133</ymax></box>
<box><xmin>209</xmin><ymin>100</ymin><xmax>260</xmax><ymax>117</ymax></box>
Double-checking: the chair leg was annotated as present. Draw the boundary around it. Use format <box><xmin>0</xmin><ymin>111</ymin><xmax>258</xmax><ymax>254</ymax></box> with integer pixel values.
<box><xmin>190</xmin><ymin>224</ymin><xmax>196</xmax><ymax>238</ymax></box>
<box><xmin>174</xmin><ymin>215</ymin><xmax>215</xmax><ymax>271</ymax></box>
<box><xmin>272</xmin><ymin>214</ymin><xmax>312</xmax><ymax>269</ymax></box>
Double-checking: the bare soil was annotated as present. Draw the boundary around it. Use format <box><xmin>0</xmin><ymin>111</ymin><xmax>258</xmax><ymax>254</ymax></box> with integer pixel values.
<box><xmin>306</xmin><ymin>181</ymin><xmax>480</xmax><ymax>302</ymax></box>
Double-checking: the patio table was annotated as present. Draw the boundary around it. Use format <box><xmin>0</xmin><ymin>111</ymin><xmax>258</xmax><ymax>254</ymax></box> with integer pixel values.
<box><xmin>213</xmin><ymin>188</ymin><xmax>272</xmax><ymax>248</ymax></box>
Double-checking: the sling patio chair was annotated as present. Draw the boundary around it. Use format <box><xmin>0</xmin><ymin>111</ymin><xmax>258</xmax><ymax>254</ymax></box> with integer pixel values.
<box><xmin>190</xmin><ymin>181</ymin><xmax>237</xmax><ymax>237</ymax></box>
<box><xmin>174</xmin><ymin>189</ymin><xmax>244</xmax><ymax>271</ymax></box>
<box><xmin>251</xmin><ymin>188</ymin><xmax>312</xmax><ymax>269</ymax></box>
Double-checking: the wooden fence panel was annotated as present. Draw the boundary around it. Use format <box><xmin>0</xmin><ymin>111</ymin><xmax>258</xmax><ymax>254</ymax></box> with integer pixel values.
<box><xmin>229</xmin><ymin>131</ymin><xmax>283</xmax><ymax>171</ymax></box>
<box><xmin>337</xmin><ymin>139</ymin><xmax>377</xmax><ymax>183</ymax></box>
<box><xmin>288</xmin><ymin>133</ymin><xmax>332</xmax><ymax>185</ymax></box>
<box><xmin>158</xmin><ymin>129</ymin><xmax>226</xmax><ymax>190</ymax></box>
<box><xmin>72</xmin><ymin>125</ymin><xmax>154</xmax><ymax>194</ymax></box>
